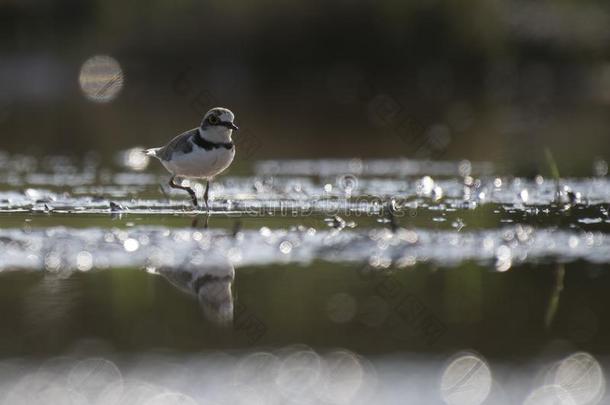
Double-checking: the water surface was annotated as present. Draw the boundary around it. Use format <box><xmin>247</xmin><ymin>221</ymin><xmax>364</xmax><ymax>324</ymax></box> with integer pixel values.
<box><xmin>0</xmin><ymin>151</ymin><xmax>609</xmax><ymax>404</ymax></box>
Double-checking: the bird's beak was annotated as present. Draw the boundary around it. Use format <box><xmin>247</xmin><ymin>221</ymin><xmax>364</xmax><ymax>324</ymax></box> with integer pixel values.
<box><xmin>229</xmin><ymin>122</ymin><xmax>239</xmax><ymax>131</ymax></box>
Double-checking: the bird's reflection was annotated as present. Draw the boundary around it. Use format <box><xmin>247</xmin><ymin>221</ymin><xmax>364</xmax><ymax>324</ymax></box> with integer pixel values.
<box><xmin>191</xmin><ymin>214</ymin><xmax>209</xmax><ymax>229</ymax></box>
<box><xmin>159</xmin><ymin>258</ymin><xmax>235</xmax><ymax>325</ymax></box>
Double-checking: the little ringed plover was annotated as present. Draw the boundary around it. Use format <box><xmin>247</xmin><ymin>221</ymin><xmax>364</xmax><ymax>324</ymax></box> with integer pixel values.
<box><xmin>145</xmin><ymin>107</ymin><xmax>238</xmax><ymax>208</ymax></box>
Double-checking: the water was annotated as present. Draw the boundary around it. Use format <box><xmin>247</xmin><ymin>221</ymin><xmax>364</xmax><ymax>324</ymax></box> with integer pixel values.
<box><xmin>0</xmin><ymin>150</ymin><xmax>609</xmax><ymax>404</ymax></box>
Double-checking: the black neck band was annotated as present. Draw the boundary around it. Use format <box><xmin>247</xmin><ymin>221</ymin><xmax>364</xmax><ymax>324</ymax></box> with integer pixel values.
<box><xmin>193</xmin><ymin>132</ymin><xmax>234</xmax><ymax>151</ymax></box>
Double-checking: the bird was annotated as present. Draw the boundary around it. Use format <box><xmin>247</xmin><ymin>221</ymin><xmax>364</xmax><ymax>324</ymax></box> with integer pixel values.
<box><xmin>159</xmin><ymin>258</ymin><xmax>235</xmax><ymax>325</ymax></box>
<box><xmin>145</xmin><ymin>107</ymin><xmax>238</xmax><ymax>209</ymax></box>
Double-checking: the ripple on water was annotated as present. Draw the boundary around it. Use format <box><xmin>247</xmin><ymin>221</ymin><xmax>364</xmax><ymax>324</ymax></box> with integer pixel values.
<box><xmin>0</xmin><ymin>153</ymin><xmax>608</xmax><ymax>272</ymax></box>
<box><xmin>0</xmin><ymin>152</ymin><xmax>609</xmax><ymax>213</ymax></box>
<box><xmin>0</xmin><ymin>225</ymin><xmax>607</xmax><ymax>273</ymax></box>
<box><xmin>1</xmin><ymin>176</ymin><xmax>609</xmax><ymax>215</ymax></box>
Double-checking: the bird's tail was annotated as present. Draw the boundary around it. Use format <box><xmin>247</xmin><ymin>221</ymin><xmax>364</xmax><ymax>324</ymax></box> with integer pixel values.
<box><xmin>143</xmin><ymin>148</ymin><xmax>159</xmax><ymax>157</ymax></box>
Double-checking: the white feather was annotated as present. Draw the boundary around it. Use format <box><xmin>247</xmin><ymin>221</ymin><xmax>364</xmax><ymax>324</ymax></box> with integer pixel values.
<box><xmin>144</xmin><ymin>148</ymin><xmax>160</xmax><ymax>157</ymax></box>
<box><xmin>162</xmin><ymin>143</ymin><xmax>235</xmax><ymax>179</ymax></box>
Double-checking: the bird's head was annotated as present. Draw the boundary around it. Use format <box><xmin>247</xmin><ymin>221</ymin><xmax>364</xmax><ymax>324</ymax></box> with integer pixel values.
<box><xmin>200</xmin><ymin>107</ymin><xmax>238</xmax><ymax>142</ymax></box>
<box><xmin>202</xmin><ymin>107</ymin><xmax>238</xmax><ymax>130</ymax></box>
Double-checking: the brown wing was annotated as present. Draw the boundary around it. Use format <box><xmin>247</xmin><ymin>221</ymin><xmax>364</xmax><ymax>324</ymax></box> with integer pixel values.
<box><xmin>155</xmin><ymin>128</ymin><xmax>198</xmax><ymax>161</ymax></box>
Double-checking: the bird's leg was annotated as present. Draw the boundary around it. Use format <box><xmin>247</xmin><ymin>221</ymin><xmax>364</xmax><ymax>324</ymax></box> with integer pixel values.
<box><xmin>190</xmin><ymin>211</ymin><xmax>209</xmax><ymax>229</ymax></box>
<box><xmin>191</xmin><ymin>216</ymin><xmax>200</xmax><ymax>228</ymax></box>
<box><xmin>158</xmin><ymin>184</ymin><xmax>170</xmax><ymax>202</ymax></box>
<box><xmin>169</xmin><ymin>176</ymin><xmax>198</xmax><ymax>207</ymax></box>
<box><xmin>203</xmin><ymin>180</ymin><xmax>210</xmax><ymax>211</ymax></box>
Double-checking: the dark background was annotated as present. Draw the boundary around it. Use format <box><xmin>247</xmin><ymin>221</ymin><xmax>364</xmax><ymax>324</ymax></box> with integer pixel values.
<box><xmin>1</xmin><ymin>0</ymin><xmax>609</xmax><ymax>174</ymax></box>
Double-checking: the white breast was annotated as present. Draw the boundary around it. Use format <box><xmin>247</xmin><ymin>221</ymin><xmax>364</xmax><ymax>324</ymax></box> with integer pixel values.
<box><xmin>162</xmin><ymin>145</ymin><xmax>235</xmax><ymax>179</ymax></box>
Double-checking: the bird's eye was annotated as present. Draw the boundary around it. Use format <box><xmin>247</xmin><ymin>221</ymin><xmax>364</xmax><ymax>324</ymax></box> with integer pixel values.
<box><xmin>208</xmin><ymin>115</ymin><xmax>219</xmax><ymax>125</ymax></box>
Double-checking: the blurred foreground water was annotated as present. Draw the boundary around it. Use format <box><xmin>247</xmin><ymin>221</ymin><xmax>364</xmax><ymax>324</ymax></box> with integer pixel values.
<box><xmin>0</xmin><ymin>150</ymin><xmax>609</xmax><ymax>404</ymax></box>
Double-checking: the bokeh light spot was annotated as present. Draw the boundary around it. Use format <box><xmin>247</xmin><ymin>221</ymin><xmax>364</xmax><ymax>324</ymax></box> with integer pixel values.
<box><xmin>123</xmin><ymin>238</ymin><xmax>139</xmax><ymax>252</ymax></box>
<box><xmin>79</xmin><ymin>55</ymin><xmax>124</xmax><ymax>103</ymax></box>
<box><xmin>76</xmin><ymin>251</ymin><xmax>93</xmax><ymax>271</ymax></box>
<box><xmin>554</xmin><ymin>352</ymin><xmax>605</xmax><ymax>405</ymax></box>
<box><xmin>440</xmin><ymin>353</ymin><xmax>492</xmax><ymax>405</ymax></box>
